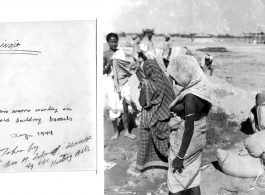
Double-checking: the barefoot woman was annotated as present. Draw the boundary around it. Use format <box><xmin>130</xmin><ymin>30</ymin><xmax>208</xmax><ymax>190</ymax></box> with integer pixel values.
<box><xmin>129</xmin><ymin>52</ymin><xmax>175</xmax><ymax>175</ymax></box>
<box><xmin>167</xmin><ymin>55</ymin><xmax>212</xmax><ymax>195</ymax></box>
<box><xmin>103</xmin><ymin>33</ymin><xmax>136</xmax><ymax>140</ymax></box>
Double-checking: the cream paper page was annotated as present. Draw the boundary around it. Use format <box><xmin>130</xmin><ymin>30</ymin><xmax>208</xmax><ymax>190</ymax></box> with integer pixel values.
<box><xmin>0</xmin><ymin>21</ymin><xmax>96</xmax><ymax>172</ymax></box>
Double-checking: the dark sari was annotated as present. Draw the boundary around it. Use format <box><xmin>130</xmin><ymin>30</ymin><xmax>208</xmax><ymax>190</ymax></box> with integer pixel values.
<box><xmin>136</xmin><ymin>59</ymin><xmax>175</xmax><ymax>170</ymax></box>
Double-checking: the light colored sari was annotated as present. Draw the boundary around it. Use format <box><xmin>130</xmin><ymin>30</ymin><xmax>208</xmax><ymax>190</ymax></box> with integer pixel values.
<box><xmin>105</xmin><ymin>49</ymin><xmax>133</xmax><ymax>120</ymax></box>
<box><xmin>166</xmin><ymin>55</ymin><xmax>212</xmax><ymax>193</ymax></box>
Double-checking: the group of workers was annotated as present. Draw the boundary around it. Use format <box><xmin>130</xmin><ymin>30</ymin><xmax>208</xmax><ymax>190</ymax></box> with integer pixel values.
<box><xmin>102</xmin><ymin>29</ymin><xmax>244</xmax><ymax>195</ymax></box>
<box><xmin>130</xmin><ymin>30</ymin><xmax>214</xmax><ymax>75</ymax></box>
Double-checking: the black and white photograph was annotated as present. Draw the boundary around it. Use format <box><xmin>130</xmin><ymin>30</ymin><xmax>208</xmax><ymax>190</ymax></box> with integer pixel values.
<box><xmin>103</xmin><ymin>1</ymin><xmax>265</xmax><ymax>194</ymax></box>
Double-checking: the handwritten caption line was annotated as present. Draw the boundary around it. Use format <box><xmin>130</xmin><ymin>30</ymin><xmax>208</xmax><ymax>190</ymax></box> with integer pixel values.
<box><xmin>0</xmin><ymin>136</ymin><xmax>92</xmax><ymax>170</ymax></box>
<box><xmin>0</xmin><ymin>106</ymin><xmax>73</xmax><ymax>125</ymax></box>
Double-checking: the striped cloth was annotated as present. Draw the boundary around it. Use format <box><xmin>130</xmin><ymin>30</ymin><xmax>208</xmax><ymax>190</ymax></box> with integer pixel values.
<box><xmin>113</xmin><ymin>58</ymin><xmax>133</xmax><ymax>89</ymax></box>
<box><xmin>136</xmin><ymin>59</ymin><xmax>175</xmax><ymax>170</ymax></box>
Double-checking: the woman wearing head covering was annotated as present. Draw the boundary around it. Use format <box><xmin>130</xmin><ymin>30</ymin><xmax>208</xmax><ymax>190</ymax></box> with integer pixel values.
<box><xmin>128</xmin><ymin>53</ymin><xmax>175</xmax><ymax>176</ymax></box>
<box><xmin>156</xmin><ymin>46</ymin><xmax>190</xmax><ymax>74</ymax></box>
<box><xmin>166</xmin><ymin>55</ymin><xmax>212</xmax><ymax>195</ymax></box>
<box><xmin>104</xmin><ymin>32</ymin><xmax>136</xmax><ymax>140</ymax></box>
<box><xmin>248</xmin><ymin>92</ymin><xmax>265</xmax><ymax>132</ymax></box>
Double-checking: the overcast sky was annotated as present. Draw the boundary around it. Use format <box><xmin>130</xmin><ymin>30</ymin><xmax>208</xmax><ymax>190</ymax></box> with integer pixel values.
<box><xmin>103</xmin><ymin>0</ymin><xmax>265</xmax><ymax>35</ymax></box>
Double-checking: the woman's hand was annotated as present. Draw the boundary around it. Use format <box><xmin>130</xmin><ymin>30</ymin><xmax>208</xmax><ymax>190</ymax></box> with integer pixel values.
<box><xmin>105</xmin><ymin>60</ymin><xmax>112</xmax><ymax>70</ymax></box>
<box><xmin>138</xmin><ymin>81</ymin><xmax>143</xmax><ymax>89</ymax></box>
<box><xmin>130</xmin><ymin>61</ymin><xmax>139</xmax><ymax>70</ymax></box>
<box><xmin>170</xmin><ymin>112</ymin><xmax>176</xmax><ymax>118</ymax></box>
<box><xmin>172</xmin><ymin>157</ymin><xmax>184</xmax><ymax>174</ymax></box>
<box><xmin>118</xmin><ymin>92</ymin><xmax>122</xmax><ymax>100</ymax></box>
<box><xmin>108</xmin><ymin>59</ymin><xmax>113</xmax><ymax>67</ymax></box>
<box><xmin>114</xmin><ymin>85</ymin><xmax>121</xmax><ymax>99</ymax></box>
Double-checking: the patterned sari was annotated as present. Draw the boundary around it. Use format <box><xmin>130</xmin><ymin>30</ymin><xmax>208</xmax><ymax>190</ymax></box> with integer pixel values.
<box><xmin>136</xmin><ymin>59</ymin><xmax>175</xmax><ymax>170</ymax></box>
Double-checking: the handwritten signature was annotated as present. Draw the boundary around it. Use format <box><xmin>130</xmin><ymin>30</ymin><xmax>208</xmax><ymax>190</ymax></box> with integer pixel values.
<box><xmin>66</xmin><ymin>136</ymin><xmax>92</xmax><ymax>149</ymax></box>
<box><xmin>0</xmin><ymin>135</ymin><xmax>92</xmax><ymax>170</ymax></box>
<box><xmin>33</xmin><ymin>145</ymin><xmax>61</xmax><ymax>160</ymax></box>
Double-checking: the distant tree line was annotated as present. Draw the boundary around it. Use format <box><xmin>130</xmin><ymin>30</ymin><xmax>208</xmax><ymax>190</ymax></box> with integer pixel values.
<box><xmin>118</xmin><ymin>32</ymin><xmax>244</xmax><ymax>38</ymax></box>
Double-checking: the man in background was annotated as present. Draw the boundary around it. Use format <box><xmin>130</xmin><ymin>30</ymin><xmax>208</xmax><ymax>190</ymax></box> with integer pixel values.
<box><xmin>131</xmin><ymin>30</ymin><xmax>145</xmax><ymax>62</ymax></box>
<box><xmin>146</xmin><ymin>29</ymin><xmax>156</xmax><ymax>59</ymax></box>
<box><xmin>200</xmin><ymin>54</ymin><xmax>214</xmax><ymax>76</ymax></box>
<box><xmin>162</xmin><ymin>33</ymin><xmax>172</xmax><ymax>68</ymax></box>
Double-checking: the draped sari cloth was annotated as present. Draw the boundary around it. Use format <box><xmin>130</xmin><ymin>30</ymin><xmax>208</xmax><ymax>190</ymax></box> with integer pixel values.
<box><xmin>136</xmin><ymin>59</ymin><xmax>175</xmax><ymax>170</ymax></box>
<box><xmin>155</xmin><ymin>46</ymin><xmax>187</xmax><ymax>84</ymax></box>
<box><xmin>166</xmin><ymin>55</ymin><xmax>212</xmax><ymax>193</ymax></box>
<box><xmin>155</xmin><ymin>46</ymin><xmax>188</xmax><ymax>74</ymax></box>
<box><xmin>169</xmin><ymin>46</ymin><xmax>187</xmax><ymax>63</ymax></box>
<box><xmin>106</xmin><ymin>49</ymin><xmax>133</xmax><ymax>120</ymax></box>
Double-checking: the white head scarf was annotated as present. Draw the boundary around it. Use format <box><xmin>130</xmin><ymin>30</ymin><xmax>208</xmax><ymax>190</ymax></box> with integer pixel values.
<box><xmin>167</xmin><ymin>55</ymin><xmax>212</xmax><ymax>109</ymax></box>
<box><xmin>169</xmin><ymin>46</ymin><xmax>186</xmax><ymax>62</ymax></box>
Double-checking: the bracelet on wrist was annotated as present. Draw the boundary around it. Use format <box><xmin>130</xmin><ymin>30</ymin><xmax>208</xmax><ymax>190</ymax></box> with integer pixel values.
<box><xmin>177</xmin><ymin>155</ymin><xmax>184</xmax><ymax>160</ymax></box>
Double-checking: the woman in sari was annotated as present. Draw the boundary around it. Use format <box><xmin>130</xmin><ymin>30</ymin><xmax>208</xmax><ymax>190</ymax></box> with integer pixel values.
<box><xmin>166</xmin><ymin>55</ymin><xmax>212</xmax><ymax>195</ymax></box>
<box><xmin>128</xmin><ymin>52</ymin><xmax>175</xmax><ymax>175</ymax></box>
<box><xmin>103</xmin><ymin>33</ymin><xmax>136</xmax><ymax>140</ymax></box>
<box><xmin>249</xmin><ymin>92</ymin><xmax>265</xmax><ymax>132</ymax></box>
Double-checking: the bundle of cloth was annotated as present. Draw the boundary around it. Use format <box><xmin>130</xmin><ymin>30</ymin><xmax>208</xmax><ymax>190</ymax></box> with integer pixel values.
<box><xmin>216</xmin><ymin>148</ymin><xmax>263</xmax><ymax>178</ymax></box>
<box><xmin>245</xmin><ymin>130</ymin><xmax>265</xmax><ymax>160</ymax></box>
<box><xmin>216</xmin><ymin>132</ymin><xmax>265</xmax><ymax>179</ymax></box>
<box><xmin>217</xmin><ymin>93</ymin><xmax>265</xmax><ymax>178</ymax></box>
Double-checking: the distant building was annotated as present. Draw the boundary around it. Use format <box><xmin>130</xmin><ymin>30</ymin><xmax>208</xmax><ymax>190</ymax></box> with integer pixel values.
<box><xmin>243</xmin><ymin>26</ymin><xmax>265</xmax><ymax>44</ymax></box>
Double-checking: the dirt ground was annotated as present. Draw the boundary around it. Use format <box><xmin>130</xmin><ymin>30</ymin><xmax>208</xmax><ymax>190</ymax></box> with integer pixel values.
<box><xmin>104</xmin><ymin>37</ymin><xmax>265</xmax><ymax>195</ymax></box>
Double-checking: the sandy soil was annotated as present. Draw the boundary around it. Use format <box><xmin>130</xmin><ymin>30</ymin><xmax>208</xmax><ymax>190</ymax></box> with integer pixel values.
<box><xmin>104</xmin><ymin>38</ymin><xmax>265</xmax><ymax>195</ymax></box>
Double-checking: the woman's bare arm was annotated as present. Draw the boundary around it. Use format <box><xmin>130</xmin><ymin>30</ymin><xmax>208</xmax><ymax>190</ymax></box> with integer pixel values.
<box><xmin>178</xmin><ymin>94</ymin><xmax>196</xmax><ymax>158</ymax></box>
<box><xmin>139</xmin><ymin>82</ymin><xmax>146</xmax><ymax>107</ymax></box>
<box><xmin>103</xmin><ymin>56</ymin><xmax>109</xmax><ymax>74</ymax></box>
